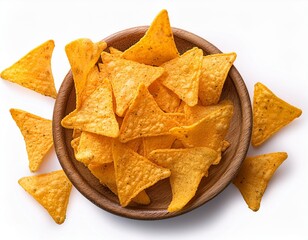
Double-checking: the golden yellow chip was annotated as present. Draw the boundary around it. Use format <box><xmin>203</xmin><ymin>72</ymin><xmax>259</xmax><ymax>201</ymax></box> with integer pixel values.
<box><xmin>71</xmin><ymin>136</ymin><xmax>80</xmax><ymax>156</ymax></box>
<box><xmin>119</xmin><ymin>84</ymin><xmax>178</xmax><ymax>142</ymax></box>
<box><xmin>149</xmin><ymin>147</ymin><xmax>218</xmax><ymax>212</ymax></box>
<box><xmin>1</xmin><ymin>40</ymin><xmax>57</xmax><ymax>98</ymax></box>
<box><xmin>252</xmin><ymin>82</ymin><xmax>302</xmax><ymax>146</ymax></box>
<box><xmin>88</xmin><ymin>163</ymin><xmax>150</xmax><ymax>205</ymax></box>
<box><xmin>101</xmin><ymin>51</ymin><xmax>165</xmax><ymax>116</ymax></box>
<box><xmin>109</xmin><ymin>47</ymin><xmax>123</xmax><ymax>56</ymax></box>
<box><xmin>221</xmin><ymin>140</ymin><xmax>231</xmax><ymax>152</ymax></box>
<box><xmin>159</xmin><ymin>47</ymin><xmax>203</xmax><ymax>107</ymax></box>
<box><xmin>122</xmin><ymin>9</ymin><xmax>179</xmax><ymax>66</ymax></box>
<box><xmin>233</xmin><ymin>152</ymin><xmax>287</xmax><ymax>211</ymax></box>
<box><xmin>65</xmin><ymin>39</ymin><xmax>107</xmax><ymax>108</ymax></box>
<box><xmin>199</xmin><ymin>52</ymin><xmax>237</xmax><ymax>106</ymax></box>
<box><xmin>149</xmin><ymin>81</ymin><xmax>181</xmax><ymax>112</ymax></box>
<box><xmin>18</xmin><ymin>170</ymin><xmax>72</xmax><ymax>224</ymax></box>
<box><xmin>10</xmin><ymin>108</ymin><xmax>53</xmax><ymax>172</ymax></box>
<box><xmin>61</xmin><ymin>78</ymin><xmax>119</xmax><ymax>137</ymax></box>
<box><xmin>143</xmin><ymin>135</ymin><xmax>176</xmax><ymax>158</ymax></box>
<box><xmin>75</xmin><ymin>132</ymin><xmax>113</xmax><ymax>166</ymax></box>
<box><xmin>113</xmin><ymin>140</ymin><xmax>171</xmax><ymax>207</ymax></box>
<box><xmin>169</xmin><ymin>103</ymin><xmax>234</xmax><ymax>164</ymax></box>
<box><xmin>126</xmin><ymin>138</ymin><xmax>143</xmax><ymax>153</ymax></box>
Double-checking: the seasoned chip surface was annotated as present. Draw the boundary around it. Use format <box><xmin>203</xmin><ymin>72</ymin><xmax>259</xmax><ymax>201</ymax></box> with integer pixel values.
<box><xmin>18</xmin><ymin>170</ymin><xmax>72</xmax><ymax>224</ymax></box>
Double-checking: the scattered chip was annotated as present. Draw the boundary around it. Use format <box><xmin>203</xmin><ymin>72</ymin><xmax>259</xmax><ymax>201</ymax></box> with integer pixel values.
<box><xmin>61</xmin><ymin>78</ymin><xmax>119</xmax><ymax>137</ymax></box>
<box><xmin>149</xmin><ymin>81</ymin><xmax>181</xmax><ymax>112</ymax></box>
<box><xmin>159</xmin><ymin>47</ymin><xmax>203</xmax><ymax>107</ymax></box>
<box><xmin>65</xmin><ymin>39</ymin><xmax>107</xmax><ymax>108</ymax></box>
<box><xmin>18</xmin><ymin>170</ymin><xmax>72</xmax><ymax>224</ymax></box>
<box><xmin>170</xmin><ymin>102</ymin><xmax>234</xmax><ymax>164</ymax></box>
<box><xmin>233</xmin><ymin>152</ymin><xmax>288</xmax><ymax>211</ymax></box>
<box><xmin>10</xmin><ymin>108</ymin><xmax>53</xmax><ymax>172</ymax></box>
<box><xmin>75</xmin><ymin>132</ymin><xmax>113</xmax><ymax>166</ymax></box>
<box><xmin>88</xmin><ymin>163</ymin><xmax>150</xmax><ymax>205</ymax></box>
<box><xmin>199</xmin><ymin>52</ymin><xmax>237</xmax><ymax>106</ymax></box>
<box><xmin>119</xmin><ymin>84</ymin><xmax>178</xmax><ymax>142</ymax></box>
<box><xmin>252</xmin><ymin>82</ymin><xmax>302</xmax><ymax>146</ymax></box>
<box><xmin>113</xmin><ymin>140</ymin><xmax>171</xmax><ymax>207</ymax></box>
<box><xmin>149</xmin><ymin>147</ymin><xmax>218</xmax><ymax>212</ymax></box>
<box><xmin>122</xmin><ymin>9</ymin><xmax>179</xmax><ymax>66</ymax></box>
<box><xmin>1</xmin><ymin>40</ymin><xmax>57</xmax><ymax>98</ymax></box>
<box><xmin>101</xmin><ymin>51</ymin><xmax>165</xmax><ymax>116</ymax></box>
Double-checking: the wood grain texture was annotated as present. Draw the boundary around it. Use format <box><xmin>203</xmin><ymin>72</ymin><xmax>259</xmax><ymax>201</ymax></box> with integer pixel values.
<box><xmin>52</xmin><ymin>27</ymin><xmax>252</xmax><ymax>220</ymax></box>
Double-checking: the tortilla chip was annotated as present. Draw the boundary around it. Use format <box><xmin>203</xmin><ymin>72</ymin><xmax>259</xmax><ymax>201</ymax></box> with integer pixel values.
<box><xmin>199</xmin><ymin>53</ymin><xmax>236</xmax><ymax>106</ymax></box>
<box><xmin>88</xmin><ymin>163</ymin><xmax>150</xmax><ymax>205</ymax></box>
<box><xmin>61</xmin><ymin>78</ymin><xmax>119</xmax><ymax>137</ymax></box>
<box><xmin>159</xmin><ymin>47</ymin><xmax>203</xmax><ymax>107</ymax></box>
<box><xmin>169</xmin><ymin>103</ymin><xmax>234</xmax><ymax>164</ymax></box>
<box><xmin>252</xmin><ymin>82</ymin><xmax>302</xmax><ymax>146</ymax></box>
<box><xmin>113</xmin><ymin>140</ymin><xmax>171</xmax><ymax>207</ymax></box>
<box><xmin>119</xmin><ymin>84</ymin><xmax>178</xmax><ymax>142</ymax></box>
<box><xmin>71</xmin><ymin>136</ymin><xmax>80</xmax><ymax>156</ymax></box>
<box><xmin>143</xmin><ymin>135</ymin><xmax>176</xmax><ymax>158</ymax></box>
<box><xmin>122</xmin><ymin>9</ymin><xmax>179</xmax><ymax>66</ymax></box>
<box><xmin>10</xmin><ymin>108</ymin><xmax>53</xmax><ymax>172</ymax></box>
<box><xmin>101</xmin><ymin>51</ymin><xmax>165</xmax><ymax>116</ymax></box>
<box><xmin>149</xmin><ymin>147</ymin><xmax>218</xmax><ymax>212</ymax></box>
<box><xmin>65</xmin><ymin>39</ymin><xmax>107</xmax><ymax>108</ymax></box>
<box><xmin>149</xmin><ymin>81</ymin><xmax>181</xmax><ymax>112</ymax></box>
<box><xmin>221</xmin><ymin>140</ymin><xmax>231</xmax><ymax>152</ymax></box>
<box><xmin>75</xmin><ymin>132</ymin><xmax>113</xmax><ymax>166</ymax></box>
<box><xmin>233</xmin><ymin>152</ymin><xmax>287</xmax><ymax>211</ymax></box>
<box><xmin>1</xmin><ymin>40</ymin><xmax>57</xmax><ymax>98</ymax></box>
<box><xmin>109</xmin><ymin>47</ymin><xmax>123</xmax><ymax>56</ymax></box>
<box><xmin>18</xmin><ymin>170</ymin><xmax>72</xmax><ymax>224</ymax></box>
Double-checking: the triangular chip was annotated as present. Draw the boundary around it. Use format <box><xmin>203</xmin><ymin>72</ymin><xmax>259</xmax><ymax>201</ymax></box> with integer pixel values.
<box><xmin>169</xmin><ymin>103</ymin><xmax>234</xmax><ymax>164</ymax></box>
<box><xmin>108</xmin><ymin>47</ymin><xmax>123</xmax><ymax>56</ymax></box>
<box><xmin>1</xmin><ymin>40</ymin><xmax>57</xmax><ymax>98</ymax></box>
<box><xmin>10</xmin><ymin>108</ymin><xmax>53</xmax><ymax>172</ymax></box>
<box><xmin>61</xmin><ymin>78</ymin><xmax>119</xmax><ymax>137</ymax></box>
<box><xmin>143</xmin><ymin>135</ymin><xmax>176</xmax><ymax>158</ymax></box>
<box><xmin>159</xmin><ymin>47</ymin><xmax>203</xmax><ymax>106</ymax></box>
<box><xmin>149</xmin><ymin>147</ymin><xmax>218</xmax><ymax>212</ymax></box>
<box><xmin>88</xmin><ymin>163</ymin><xmax>150</xmax><ymax>205</ymax></box>
<box><xmin>252</xmin><ymin>82</ymin><xmax>302</xmax><ymax>146</ymax></box>
<box><xmin>65</xmin><ymin>39</ymin><xmax>107</xmax><ymax>108</ymax></box>
<box><xmin>113</xmin><ymin>140</ymin><xmax>171</xmax><ymax>207</ymax></box>
<box><xmin>101</xmin><ymin>52</ymin><xmax>164</xmax><ymax>116</ymax></box>
<box><xmin>233</xmin><ymin>152</ymin><xmax>287</xmax><ymax>211</ymax></box>
<box><xmin>119</xmin><ymin>84</ymin><xmax>178</xmax><ymax>142</ymax></box>
<box><xmin>18</xmin><ymin>170</ymin><xmax>72</xmax><ymax>224</ymax></box>
<box><xmin>149</xmin><ymin>81</ymin><xmax>181</xmax><ymax>113</ymax></box>
<box><xmin>75</xmin><ymin>132</ymin><xmax>113</xmax><ymax>166</ymax></box>
<box><xmin>122</xmin><ymin>9</ymin><xmax>179</xmax><ymax>66</ymax></box>
<box><xmin>199</xmin><ymin>53</ymin><xmax>237</xmax><ymax>106</ymax></box>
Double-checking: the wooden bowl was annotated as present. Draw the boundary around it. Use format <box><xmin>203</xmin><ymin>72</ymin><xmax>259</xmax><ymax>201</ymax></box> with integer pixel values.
<box><xmin>53</xmin><ymin>27</ymin><xmax>252</xmax><ymax>220</ymax></box>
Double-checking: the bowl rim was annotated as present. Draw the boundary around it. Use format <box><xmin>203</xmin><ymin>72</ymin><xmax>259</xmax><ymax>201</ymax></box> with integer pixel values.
<box><xmin>52</xmin><ymin>26</ymin><xmax>252</xmax><ymax>220</ymax></box>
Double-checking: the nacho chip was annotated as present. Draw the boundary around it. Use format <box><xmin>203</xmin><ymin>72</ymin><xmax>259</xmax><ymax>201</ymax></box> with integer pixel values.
<box><xmin>149</xmin><ymin>81</ymin><xmax>181</xmax><ymax>112</ymax></box>
<box><xmin>109</xmin><ymin>47</ymin><xmax>123</xmax><ymax>56</ymax></box>
<box><xmin>10</xmin><ymin>108</ymin><xmax>53</xmax><ymax>172</ymax></box>
<box><xmin>65</xmin><ymin>39</ymin><xmax>107</xmax><ymax>108</ymax></box>
<box><xmin>18</xmin><ymin>170</ymin><xmax>72</xmax><ymax>224</ymax></box>
<box><xmin>199</xmin><ymin>53</ymin><xmax>236</xmax><ymax>106</ymax></box>
<box><xmin>113</xmin><ymin>140</ymin><xmax>171</xmax><ymax>207</ymax></box>
<box><xmin>149</xmin><ymin>147</ymin><xmax>218</xmax><ymax>212</ymax></box>
<box><xmin>252</xmin><ymin>82</ymin><xmax>302</xmax><ymax>146</ymax></box>
<box><xmin>119</xmin><ymin>84</ymin><xmax>178</xmax><ymax>142</ymax></box>
<box><xmin>143</xmin><ymin>135</ymin><xmax>176</xmax><ymax>158</ymax></box>
<box><xmin>169</xmin><ymin>103</ymin><xmax>234</xmax><ymax>164</ymax></box>
<box><xmin>88</xmin><ymin>163</ymin><xmax>150</xmax><ymax>205</ymax></box>
<box><xmin>221</xmin><ymin>140</ymin><xmax>231</xmax><ymax>152</ymax></box>
<box><xmin>61</xmin><ymin>78</ymin><xmax>119</xmax><ymax>137</ymax></box>
<box><xmin>75</xmin><ymin>132</ymin><xmax>113</xmax><ymax>166</ymax></box>
<box><xmin>71</xmin><ymin>136</ymin><xmax>80</xmax><ymax>156</ymax></box>
<box><xmin>233</xmin><ymin>152</ymin><xmax>287</xmax><ymax>211</ymax></box>
<box><xmin>122</xmin><ymin>9</ymin><xmax>179</xmax><ymax>66</ymax></box>
<box><xmin>1</xmin><ymin>40</ymin><xmax>57</xmax><ymax>98</ymax></box>
<box><xmin>159</xmin><ymin>47</ymin><xmax>203</xmax><ymax>106</ymax></box>
<box><xmin>101</xmin><ymin>52</ymin><xmax>165</xmax><ymax>116</ymax></box>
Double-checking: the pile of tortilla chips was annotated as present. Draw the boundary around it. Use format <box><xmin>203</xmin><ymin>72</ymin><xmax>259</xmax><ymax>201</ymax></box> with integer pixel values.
<box><xmin>61</xmin><ymin>9</ymin><xmax>237</xmax><ymax>212</ymax></box>
<box><xmin>1</xmin><ymin>8</ymin><xmax>303</xmax><ymax>222</ymax></box>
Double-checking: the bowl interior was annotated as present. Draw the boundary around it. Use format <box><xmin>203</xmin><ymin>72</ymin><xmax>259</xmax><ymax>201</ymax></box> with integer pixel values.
<box><xmin>53</xmin><ymin>27</ymin><xmax>252</xmax><ymax>220</ymax></box>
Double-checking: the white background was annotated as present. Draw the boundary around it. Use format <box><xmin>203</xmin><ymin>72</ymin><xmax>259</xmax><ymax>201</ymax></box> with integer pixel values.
<box><xmin>0</xmin><ymin>0</ymin><xmax>307</xmax><ymax>239</ymax></box>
